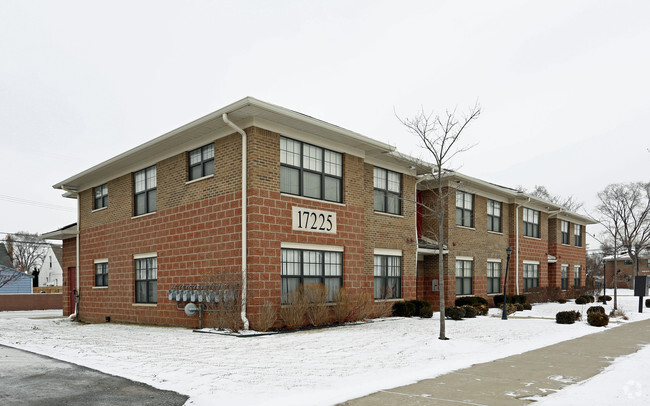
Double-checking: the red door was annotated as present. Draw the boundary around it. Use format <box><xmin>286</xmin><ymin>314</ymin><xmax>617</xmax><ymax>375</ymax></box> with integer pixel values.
<box><xmin>68</xmin><ymin>267</ymin><xmax>76</xmax><ymax>314</ymax></box>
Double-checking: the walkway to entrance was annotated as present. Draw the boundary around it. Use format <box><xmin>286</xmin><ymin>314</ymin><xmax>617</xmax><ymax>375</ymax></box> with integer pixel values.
<box><xmin>342</xmin><ymin>318</ymin><xmax>650</xmax><ymax>405</ymax></box>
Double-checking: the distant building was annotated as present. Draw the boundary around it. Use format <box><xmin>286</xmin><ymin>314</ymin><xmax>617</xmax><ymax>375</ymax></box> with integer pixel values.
<box><xmin>0</xmin><ymin>243</ymin><xmax>13</xmax><ymax>268</ymax></box>
<box><xmin>0</xmin><ymin>265</ymin><xmax>33</xmax><ymax>294</ymax></box>
<box><xmin>38</xmin><ymin>245</ymin><xmax>63</xmax><ymax>287</ymax></box>
<box><xmin>603</xmin><ymin>250</ymin><xmax>650</xmax><ymax>288</ymax></box>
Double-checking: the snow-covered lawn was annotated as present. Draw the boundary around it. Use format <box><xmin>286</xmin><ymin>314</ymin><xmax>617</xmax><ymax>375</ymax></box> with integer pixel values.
<box><xmin>1</xmin><ymin>291</ymin><xmax>648</xmax><ymax>406</ymax></box>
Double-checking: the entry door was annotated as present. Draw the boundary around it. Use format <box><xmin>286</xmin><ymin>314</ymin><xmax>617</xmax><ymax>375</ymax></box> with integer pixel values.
<box><xmin>68</xmin><ymin>267</ymin><xmax>76</xmax><ymax>314</ymax></box>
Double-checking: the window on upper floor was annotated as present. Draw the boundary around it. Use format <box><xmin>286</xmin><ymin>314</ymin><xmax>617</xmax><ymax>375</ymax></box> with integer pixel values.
<box><xmin>188</xmin><ymin>143</ymin><xmax>214</xmax><ymax>181</ymax></box>
<box><xmin>94</xmin><ymin>260</ymin><xmax>108</xmax><ymax>287</ymax></box>
<box><xmin>280</xmin><ymin>137</ymin><xmax>342</xmax><ymax>203</ymax></box>
<box><xmin>523</xmin><ymin>208</ymin><xmax>540</xmax><ymax>238</ymax></box>
<box><xmin>373</xmin><ymin>167</ymin><xmax>401</xmax><ymax>215</ymax></box>
<box><xmin>135</xmin><ymin>255</ymin><xmax>157</xmax><ymax>304</ymax></box>
<box><xmin>574</xmin><ymin>224</ymin><xmax>582</xmax><ymax>247</ymax></box>
<box><xmin>456</xmin><ymin>191</ymin><xmax>474</xmax><ymax>228</ymax></box>
<box><xmin>487</xmin><ymin>200</ymin><xmax>501</xmax><ymax>232</ymax></box>
<box><xmin>374</xmin><ymin>254</ymin><xmax>402</xmax><ymax>299</ymax></box>
<box><xmin>561</xmin><ymin>221</ymin><xmax>569</xmax><ymax>245</ymax></box>
<box><xmin>93</xmin><ymin>184</ymin><xmax>108</xmax><ymax>210</ymax></box>
<box><xmin>134</xmin><ymin>165</ymin><xmax>157</xmax><ymax>216</ymax></box>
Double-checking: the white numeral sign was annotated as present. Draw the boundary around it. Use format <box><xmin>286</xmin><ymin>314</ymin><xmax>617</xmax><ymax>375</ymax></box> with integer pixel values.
<box><xmin>292</xmin><ymin>207</ymin><xmax>337</xmax><ymax>234</ymax></box>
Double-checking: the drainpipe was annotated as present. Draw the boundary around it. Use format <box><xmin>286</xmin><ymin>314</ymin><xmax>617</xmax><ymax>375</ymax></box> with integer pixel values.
<box><xmin>62</xmin><ymin>185</ymin><xmax>80</xmax><ymax>320</ymax></box>
<box><xmin>222</xmin><ymin>113</ymin><xmax>250</xmax><ymax>330</ymax></box>
<box><xmin>514</xmin><ymin>197</ymin><xmax>531</xmax><ymax>295</ymax></box>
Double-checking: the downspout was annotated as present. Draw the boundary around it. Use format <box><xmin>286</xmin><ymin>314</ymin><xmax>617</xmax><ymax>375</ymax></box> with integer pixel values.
<box><xmin>62</xmin><ymin>185</ymin><xmax>80</xmax><ymax>320</ymax></box>
<box><xmin>222</xmin><ymin>113</ymin><xmax>250</xmax><ymax>330</ymax></box>
<box><xmin>514</xmin><ymin>197</ymin><xmax>531</xmax><ymax>295</ymax></box>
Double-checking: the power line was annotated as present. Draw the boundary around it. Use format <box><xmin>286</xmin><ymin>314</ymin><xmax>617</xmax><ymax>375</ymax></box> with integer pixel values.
<box><xmin>0</xmin><ymin>194</ymin><xmax>75</xmax><ymax>212</ymax></box>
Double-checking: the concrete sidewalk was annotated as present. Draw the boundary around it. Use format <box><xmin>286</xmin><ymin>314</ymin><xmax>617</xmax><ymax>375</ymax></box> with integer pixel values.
<box><xmin>342</xmin><ymin>318</ymin><xmax>650</xmax><ymax>406</ymax></box>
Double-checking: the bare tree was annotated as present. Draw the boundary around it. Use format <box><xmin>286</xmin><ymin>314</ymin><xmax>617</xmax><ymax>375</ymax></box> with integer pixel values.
<box><xmin>397</xmin><ymin>104</ymin><xmax>480</xmax><ymax>340</ymax></box>
<box><xmin>521</xmin><ymin>185</ymin><xmax>583</xmax><ymax>212</ymax></box>
<box><xmin>5</xmin><ymin>232</ymin><xmax>48</xmax><ymax>275</ymax></box>
<box><xmin>595</xmin><ymin>182</ymin><xmax>650</xmax><ymax>308</ymax></box>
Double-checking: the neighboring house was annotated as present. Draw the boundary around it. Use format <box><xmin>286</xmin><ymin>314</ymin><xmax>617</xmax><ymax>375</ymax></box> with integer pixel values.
<box><xmin>0</xmin><ymin>265</ymin><xmax>33</xmax><ymax>294</ymax></box>
<box><xmin>0</xmin><ymin>243</ymin><xmax>13</xmax><ymax>268</ymax></box>
<box><xmin>43</xmin><ymin>97</ymin><xmax>593</xmax><ymax>329</ymax></box>
<box><xmin>38</xmin><ymin>245</ymin><xmax>63</xmax><ymax>287</ymax></box>
<box><xmin>603</xmin><ymin>251</ymin><xmax>650</xmax><ymax>288</ymax></box>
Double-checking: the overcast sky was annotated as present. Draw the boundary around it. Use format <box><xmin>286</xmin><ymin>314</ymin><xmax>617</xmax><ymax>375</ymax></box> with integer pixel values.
<box><xmin>1</xmin><ymin>0</ymin><xmax>648</xmax><ymax>250</ymax></box>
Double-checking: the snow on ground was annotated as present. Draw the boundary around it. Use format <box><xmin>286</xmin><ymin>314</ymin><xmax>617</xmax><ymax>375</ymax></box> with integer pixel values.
<box><xmin>534</xmin><ymin>343</ymin><xmax>650</xmax><ymax>405</ymax></box>
<box><xmin>1</xmin><ymin>291</ymin><xmax>649</xmax><ymax>405</ymax></box>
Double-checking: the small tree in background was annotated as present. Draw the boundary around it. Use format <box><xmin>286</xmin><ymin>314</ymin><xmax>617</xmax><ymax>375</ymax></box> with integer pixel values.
<box><xmin>5</xmin><ymin>232</ymin><xmax>48</xmax><ymax>275</ymax></box>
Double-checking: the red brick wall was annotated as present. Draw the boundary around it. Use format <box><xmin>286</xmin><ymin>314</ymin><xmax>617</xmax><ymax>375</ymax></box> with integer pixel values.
<box><xmin>71</xmin><ymin>126</ymin><xmax>418</xmax><ymax>329</ymax></box>
<box><xmin>0</xmin><ymin>294</ymin><xmax>62</xmax><ymax>311</ymax></box>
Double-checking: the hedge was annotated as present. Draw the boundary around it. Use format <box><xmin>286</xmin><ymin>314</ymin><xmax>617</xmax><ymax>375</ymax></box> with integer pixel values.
<box><xmin>588</xmin><ymin>312</ymin><xmax>609</xmax><ymax>327</ymax></box>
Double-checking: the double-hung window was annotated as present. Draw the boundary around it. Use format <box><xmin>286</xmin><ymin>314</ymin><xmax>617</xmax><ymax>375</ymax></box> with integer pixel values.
<box><xmin>561</xmin><ymin>221</ymin><xmax>569</xmax><ymax>245</ymax></box>
<box><xmin>280</xmin><ymin>137</ymin><xmax>342</xmax><ymax>203</ymax></box>
<box><xmin>487</xmin><ymin>200</ymin><xmax>501</xmax><ymax>232</ymax></box>
<box><xmin>93</xmin><ymin>184</ymin><xmax>108</xmax><ymax>210</ymax></box>
<box><xmin>574</xmin><ymin>265</ymin><xmax>581</xmax><ymax>287</ymax></box>
<box><xmin>188</xmin><ymin>143</ymin><xmax>214</xmax><ymax>181</ymax></box>
<box><xmin>523</xmin><ymin>208</ymin><xmax>540</xmax><ymax>238</ymax></box>
<box><xmin>281</xmin><ymin>248</ymin><xmax>342</xmax><ymax>303</ymax></box>
<box><xmin>373</xmin><ymin>167</ymin><xmax>401</xmax><ymax>215</ymax></box>
<box><xmin>374</xmin><ymin>255</ymin><xmax>402</xmax><ymax>299</ymax></box>
<box><xmin>574</xmin><ymin>225</ymin><xmax>582</xmax><ymax>247</ymax></box>
<box><xmin>134</xmin><ymin>165</ymin><xmax>157</xmax><ymax>216</ymax></box>
<box><xmin>561</xmin><ymin>264</ymin><xmax>569</xmax><ymax>290</ymax></box>
<box><xmin>94</xmin><ymin>259</ymin><xmax>108</xmax><ymax>287</ymax></box>
<box><xmin>456</xmin><ymin>191</ymin><xmax>474</xmax><ymax>227</ymax></box>
<box><xmin>135</xmin><ymin>255</ymin><xmax>157</xmax><ymax>304</ymax></box>
<box><xmin>487</xmin><ymin>260</ymin><xmax>501</xmax><ymax>294</ymax></box>
<box><xmin>456</xmin><ymin>259</ymin><xmax>473</xmax><ymax>295</ymax></box>
<box><xmin>523</xmin><ymin>262</ymin><xmax>539</xmax><ymax>291</ymax></box>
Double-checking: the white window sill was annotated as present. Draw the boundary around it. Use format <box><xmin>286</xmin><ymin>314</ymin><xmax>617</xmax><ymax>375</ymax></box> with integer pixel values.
<box><xmin>374</xmin><ymin>211</ymin><xmax>404</xmax><ymax>218</ymax></box>
<box><xmin>456</xmin><ymin>225</ymin><xmax>475</xmax><ymax>231</ymax></box>
<box><xmin>132</xmin><ymin>303</ymin><xmax>157</xmax><ymax>307</ymax></box>
<box><xmin>91</xmin><ymin>206</ymin><xmax>108</xmax><ymax>213</ymax></box>
<box><xmin>487</xmin><ymin>230</ymin><xmax>503</xmax><ymax>235</ymax></box>
<box><xmin>280</xmin><ymin>193</ymin><xmax>346</xmax><ymax>207</ymax></box>
<box><xmin>185</xmin><ymin>174</ymin><xmax>214</xmax><ymax>185</ymax></box>
<box><xmin>131</xmin><ymin>211</ymin><xmax>157</xmax><ymax>220</ymax></box>
<box><xmin>92</xmin><ymin>286</ymin><xmax>108</xmax><ymax>290</ymax></box>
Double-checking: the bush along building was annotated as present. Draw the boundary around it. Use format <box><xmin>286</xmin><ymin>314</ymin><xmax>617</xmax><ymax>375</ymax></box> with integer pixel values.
<box><xmin>43</xmin><ymin>97</ymin><xmax>594</xmax><ymax>329</ymax></box>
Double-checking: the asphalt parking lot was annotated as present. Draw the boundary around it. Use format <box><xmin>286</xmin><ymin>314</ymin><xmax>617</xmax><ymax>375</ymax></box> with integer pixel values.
<box><xmin>0</xmin><ymin>345</ymin><xmax>188</xmax><ymax>406</ymax></box>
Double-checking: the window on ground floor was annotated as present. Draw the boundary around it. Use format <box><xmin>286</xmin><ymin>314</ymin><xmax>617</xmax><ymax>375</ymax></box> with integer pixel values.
<box><xmin>487</xmin><ymin>260</ymin><xmax>501</xmax><ymax>294</ymax></box>
<box><xmin>456</xmin><ymin>259</ymin><xmax>473</xmax><ymax>296</ymax></box>
<box><xmin>135</xmin><ymin>255</ymin><xmax>157</xmax><ymax>303</ymax></box>
<box><xmin>94</xmin><ymin>260</ymin><xmax>108</xmax><ymax>287</ymax></box>
<box><xmin>523</xmin><ymin>262</ymin><xmax>539</xmax><ymax>291</ymax></box>
<box><xmin>374</xmin><ymin>255</ymin><xmax>402</xmax><ymax>299</ymax></box>
<box><xmin>281</xmin><ymin>248</ymin><xmax>342</xmax><ymax>303</ymax></box>
<box><xmin>574</xmin><ymin>265</ymin><xmax>581</xmax><ymax>287</ymax></box>
<box><xmin>561</xmin><ymin>264</ymin><xmax>568</xmax><ymax>290</ymax></box>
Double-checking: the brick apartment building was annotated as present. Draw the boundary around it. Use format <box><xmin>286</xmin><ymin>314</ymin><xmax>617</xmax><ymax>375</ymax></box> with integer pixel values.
<box><xmin>43</xmin><ymin>97</ymin><xmax>594</xmax><ymax>329</ymax></box>
<box><xmin>603</xmin><ymin>252</ymin><xmax>650</xmax><ymax>289</ymax></box>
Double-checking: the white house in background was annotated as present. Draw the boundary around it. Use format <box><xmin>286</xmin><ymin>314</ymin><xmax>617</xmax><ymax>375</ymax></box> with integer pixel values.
<box><xmin>38</xmin><ymin>245</ymin><xmax>63</xmax><ymax>287</ymax></box>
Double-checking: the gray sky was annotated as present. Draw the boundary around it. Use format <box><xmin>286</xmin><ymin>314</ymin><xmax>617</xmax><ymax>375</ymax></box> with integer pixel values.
<box><xmin>1</xmin><ymin>0</ymin><xmax>648</xmax><ymax>250</ymax></box>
